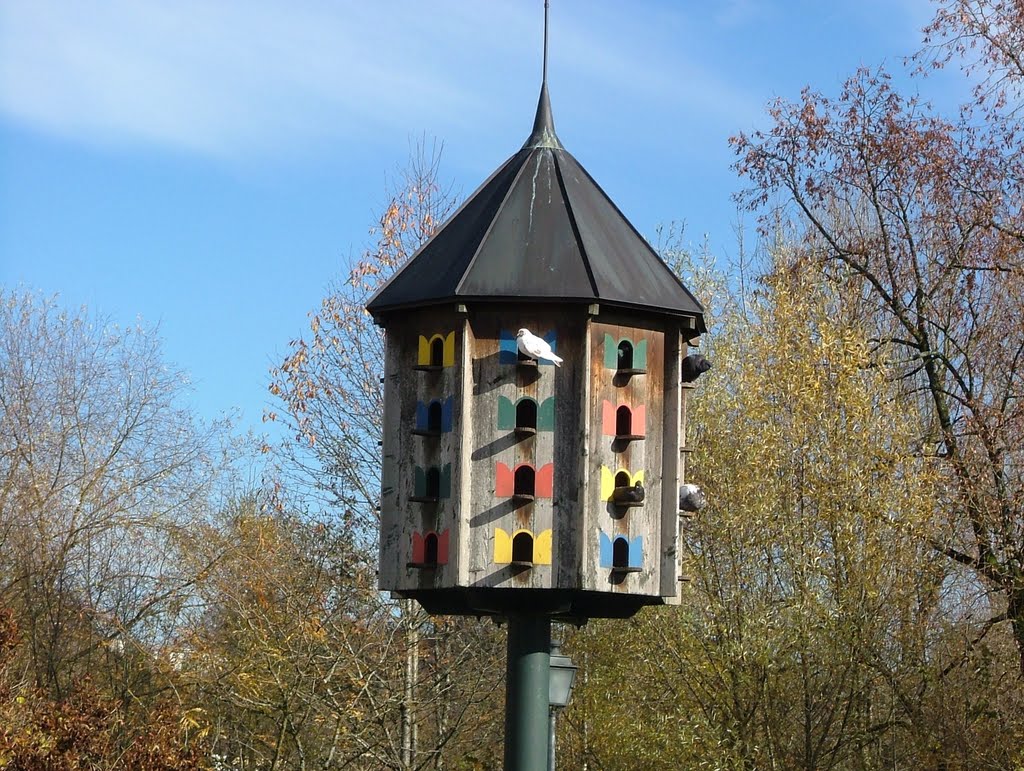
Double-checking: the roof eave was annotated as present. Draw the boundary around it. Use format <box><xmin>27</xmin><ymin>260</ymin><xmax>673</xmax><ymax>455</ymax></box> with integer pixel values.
<box><xmin>368</xmin><ymin>293</ymin><xmax>705</xmax><ymax>330</ymax></box>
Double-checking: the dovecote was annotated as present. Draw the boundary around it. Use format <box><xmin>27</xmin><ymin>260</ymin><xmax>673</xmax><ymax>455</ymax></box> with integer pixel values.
<box><xmin>368</xmin><ymin>80</ymin><xmax>706</xmax><ymax>621</ymax></box>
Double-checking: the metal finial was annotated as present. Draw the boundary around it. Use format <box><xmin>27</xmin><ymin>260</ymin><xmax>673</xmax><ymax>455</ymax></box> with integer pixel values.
<box><xmin>524</xmin><ymin>0</ymin><xmax>561</xmax><ymax>149</ymax></box>
<box><xmin>543</xmin><ymin>0</ymin><xmax>549</xmax><ymax>85</ymax></box>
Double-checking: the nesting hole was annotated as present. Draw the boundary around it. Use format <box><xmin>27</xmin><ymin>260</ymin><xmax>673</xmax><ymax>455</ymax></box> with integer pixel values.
<box><xmin>427</xmin><ymin>401</ymin><xmax>443</xmax><ymax>433</ymax></box>
<box><xmin>424</xmin><ymin>532</ymin><xmax>439</xmax><ymax>565</ymax></box>
<box><xmin>617</xmin><ymin>340</ymin><xmax>634</xmax><ymax>370</ymax></box>
<box><xmin>513</xmin><ymin>466</ymin><xmax>536</xmax><ymax>498</ymax></box>
<box><xmin>425</xmin><ymin>468</ymin><xmax>441</xmax><ymax>499</ymax></box>
<box><xmin>516</xmin><ymin>399</ymin><xmax>538</xmax><ymax>430</ymax></box>
<box><xmin>430</xmin><ymin>337</ymin><xmax>445</xmax><ymax>367</ymax></box>
<box><xmin>616</xmin><ymin>406</ymin><xmax>632</xmax><ymax>436</ymax></box>
<box><xmin>511</xmin><ymin>531</ymin><xmax>534</xmax><ymax>564</ymax></box>
<box><xmin>612</xmin><ymin>537</ymin><xmax>630</xmax><ymax>569</ymax></box>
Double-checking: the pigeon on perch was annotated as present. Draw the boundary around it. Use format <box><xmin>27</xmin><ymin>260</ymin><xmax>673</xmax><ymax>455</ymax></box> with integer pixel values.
<box><xmin>681</xmin><ymin>354</ymin><xmax>712</xmax><ymax>383</ymax></box>
<box><xmin>678</xmin><ymin>483</ymin><xmax>707</xmax><ymax>513</ymax></box>
<box><xmin>613</xmin><ymin>481</ymin><xmax>645</xmax><ymax>504</ymax></box>
<box><xmin>516</xmin><ymin>328</ymin><xmax>563</xmax><ymax>366</ymax></box>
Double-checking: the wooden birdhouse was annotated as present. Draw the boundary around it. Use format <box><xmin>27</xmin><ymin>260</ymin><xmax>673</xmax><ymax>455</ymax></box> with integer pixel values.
<box><xmin>367</xmin><ymin>79</ymin><xmax>707</xmax><ymax>621</ymax></box>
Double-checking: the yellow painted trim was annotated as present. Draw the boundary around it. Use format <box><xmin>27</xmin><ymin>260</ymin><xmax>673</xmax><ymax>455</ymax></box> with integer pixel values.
<box><xmin>417</xmin><ymin>332</ymin><xmax>456</xmax><ymax>366</ymax></box>
<box><xmin>534</xmin><ymin>529</ymin><xmax>552</xmax><ymax>564</ymax></box>
<box><xmin>493</xmin><ymin>528</ymin><xmax>512</xmax><ymax>563</ymax></box>
<box><xmin>442</xmin><ymin>331</ymin><xmax>456</xmax><ymax>367</ymax></box>
<box><xmin>600</xmin><ymin>466</ymin><xmax>645</xmax><ymax>501</ymax></box>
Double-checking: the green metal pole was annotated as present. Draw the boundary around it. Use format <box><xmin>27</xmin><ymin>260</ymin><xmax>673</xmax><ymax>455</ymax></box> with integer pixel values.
<box><xmin>504</xmin><ymin>614</ymin><xmax>551</xmax><ymax>771</ymax></box>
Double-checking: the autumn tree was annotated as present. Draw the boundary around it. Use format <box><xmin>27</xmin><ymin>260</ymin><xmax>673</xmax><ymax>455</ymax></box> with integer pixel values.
<box><xmin>269</xmin><ymin>142</ymin><xmax>454</xmax><ymax>539</ymax></box>
<box><xmin>0</xmin><ymin>605</ymin><xmax>209</xmax><ymax>769</ymax></box>
<box><xmin>557</xmin><ymin>243</ymin><xmax>1011</xmax><ymax>768</ymax></box>
<box><xmin>0</xmin><ymin>290</ymin><xmax>228</xmax><ymax>692</ymax></box>
<box><xmin>266</xmin><ymin>144</ymin><xmax>506</xmax><ymax>769</ymax></box>
<box><xmin>180</xmin><ymin>495</ymin><xmax>388</xmax><ymax>768</ymax></box>
<box><xmin>919</xmin><ymin>0</ymin><xmax>1024</xmax><ymax>111</ymax></box>
<box><xmin>0</xmin><ymin>289</ymin><xmax>224</xmax><ymax>767</ymax></box>
<box><xmin>731</xmin><ymin>1</ymin><xmax>1024</xmax><ymax>681</ymax></box>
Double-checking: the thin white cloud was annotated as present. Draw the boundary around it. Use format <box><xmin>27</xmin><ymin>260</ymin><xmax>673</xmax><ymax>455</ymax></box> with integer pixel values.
<box><xmin>562</xmin><ymin>4</ymin><xmax>767</xmax><ymax>134</ymax></box>
<box><xmin>0</xmin><ymin>1</ymin><xmax>494</xmax><ymax>158</ymax></box>
<box><xmin>713</xmin><ymin>0</ymin><xmax>771</xmax><ymax>28</ymax></box>
<box><xmin>0</xmin><ymin>0</ymin><xmax>763</xmax><ymax>162</ymax></box>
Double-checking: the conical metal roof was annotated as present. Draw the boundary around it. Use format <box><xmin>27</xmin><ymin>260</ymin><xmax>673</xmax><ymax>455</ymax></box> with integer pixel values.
<box><xmin>367</xmin><ymin>83</ymin><xmax>705</xmax><ymax>331</ymax></box>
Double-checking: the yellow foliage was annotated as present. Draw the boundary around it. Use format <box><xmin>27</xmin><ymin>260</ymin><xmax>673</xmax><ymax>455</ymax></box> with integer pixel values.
<box><xmin>566</xmin><ymin>254</ymin><xmax>942</xmax><ymax>769</ymax></box>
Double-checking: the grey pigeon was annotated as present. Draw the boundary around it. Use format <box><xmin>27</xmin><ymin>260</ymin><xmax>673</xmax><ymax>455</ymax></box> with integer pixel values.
<box><xmin>681</xmin><ymin>354</ymin><xmax>711</xmax><ymax>383</ymax></box>
<box><xmin>678</xmin><ymin>483</ymin><xmax>706</xmax><ymax>513</ymax></box>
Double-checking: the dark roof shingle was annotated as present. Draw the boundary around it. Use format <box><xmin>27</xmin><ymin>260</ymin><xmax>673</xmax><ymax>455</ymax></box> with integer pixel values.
<box><xmin>367</xmin><ymin>87</ymin><xmax>705</xmax><ymax>330</ymax></box>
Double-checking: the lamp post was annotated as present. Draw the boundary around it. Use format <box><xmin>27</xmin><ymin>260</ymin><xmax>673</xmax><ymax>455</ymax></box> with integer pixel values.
<box><xmin>548</xmin><ymin>640</ymin><xmax>578</xmax><ymax>771</ymax></box>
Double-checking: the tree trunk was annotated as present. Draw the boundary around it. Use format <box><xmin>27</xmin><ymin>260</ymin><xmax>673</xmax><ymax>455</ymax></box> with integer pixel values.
<box><xmin>1009</xmin><ymin>587</ymin><xmax>1024</xmax><ymax>679</ymax></box>
<box><xmin>401</xmin><ymin>599</ymin><xmax>419</xmax><ymax>770</ymax></box>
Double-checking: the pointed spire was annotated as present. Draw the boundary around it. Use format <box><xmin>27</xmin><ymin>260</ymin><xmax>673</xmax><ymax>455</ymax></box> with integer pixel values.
<box><xmin>524</xmin><ymin>82</ymin><xmax>560</xmax><ymax>149</ymax></box>
<box><xmin>523</xmin><ymin>0</ymin><xmax>562</xmax><ymax>149</ymax></box>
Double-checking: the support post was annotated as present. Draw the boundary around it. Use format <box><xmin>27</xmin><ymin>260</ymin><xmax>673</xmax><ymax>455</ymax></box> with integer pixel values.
<box><xmin>548</xmin><ymin>705</ymin><xmax>556</xmax><ymax>771</ymax></box>
<box><xmin>504</xmin><ymin>614</ymin><xmax>551</xmax><ymax>771</ymax></box>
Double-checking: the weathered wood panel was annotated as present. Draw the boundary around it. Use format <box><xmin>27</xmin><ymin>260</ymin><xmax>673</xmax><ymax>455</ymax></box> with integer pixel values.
<box><xmin>464</xmin><ymin>308</ymin><xmax>585</xmax><ymax>590</ymax></box>
<box><xmin>660</xmin><ymin>332</ymin><xmax>682</xmax><ymax>601</ymax></box>
<box><xmin>379</xmin><ymin>307</ymin><xmax>466</xmax><ymax>593</ymax></box>
<box><xmin>379</xmin><ymin>302</ymin><xmax>693</xmax><ymax>614</ymax></box>
<box><xmin>585</xmin><ymin>315</ymin><xmax>667</xmax><ymax>598</ymax></box>
<box><xmin>378</xmin><ymin>323</ymin><xmax>403</xmax><ymax>589</ymax></box>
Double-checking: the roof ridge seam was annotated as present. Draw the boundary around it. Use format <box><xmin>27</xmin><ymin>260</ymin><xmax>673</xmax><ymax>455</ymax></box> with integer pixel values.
<box><xmin>454</xmin><ymin>148</ymin><xmax>535</xmax><ymax>297</ymax></box>
<box><xmin>570</xmin><ymin>156</ymin><xmax>706</xmax><ymax>314</ymax></box>
<box><xmin>368</xmin><ymin>151</ymin><xmax>520</xmax><ymax>312</ymax></box>
<box><xmin>553</xmin><ymin>150</ymin><xmax>600</xmax><ymax>299</ymax></box>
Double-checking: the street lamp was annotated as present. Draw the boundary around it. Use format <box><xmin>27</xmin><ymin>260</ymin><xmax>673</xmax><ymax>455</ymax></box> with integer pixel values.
<box><xmin>548</xmin><ymin>641</ymin><xmax>578</xmax><ymax>770</ymax></box>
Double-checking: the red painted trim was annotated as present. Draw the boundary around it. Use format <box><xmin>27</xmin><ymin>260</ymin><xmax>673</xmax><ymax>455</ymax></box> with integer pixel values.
<box><xmin>496</xmin><ymin>462</ymin><xmax>514</xmax><ymax>497</ymax></box>
<box><xmin>535</xmin><ymin>463</ymin><xmax>554</xmax><ymax>498</ymax></box>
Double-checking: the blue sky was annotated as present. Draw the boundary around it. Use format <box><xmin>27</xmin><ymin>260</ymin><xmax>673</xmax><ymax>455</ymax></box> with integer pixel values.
<box><xmin>0</xmin><ymin>0</ymin><xmax>957</xmax><ymax>434</ymax></box>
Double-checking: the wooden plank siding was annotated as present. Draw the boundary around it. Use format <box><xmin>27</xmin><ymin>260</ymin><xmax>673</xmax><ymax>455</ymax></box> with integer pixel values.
<box><xmin>585</xmin><ymin>317</ymin><xmax>667</xmax><ymax>598</ymax></box>
<box><xmin>378</xmin><ymin>304</ymin><xmax>691</xmax><ymax>614</ymax></box>
<box><xmin>464</xmin><ymin>309</ymin><xmax>585</xmax><ymax>591</ymax></box>
<box><xmin>379</xmin><ymin>308</ymin><xmax>467</xmax><ymax>592</ymax></box>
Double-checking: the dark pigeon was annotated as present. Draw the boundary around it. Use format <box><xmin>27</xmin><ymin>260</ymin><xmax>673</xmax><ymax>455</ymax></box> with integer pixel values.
<box><xmin>681</xmin><ymin>354</ymin><xmax>712</xmax><ymax>383</ymax></box>
<box><xmin>613</xmin><ymin>482</ymin><xmax>645</xmax><ymax>504</ymax></box>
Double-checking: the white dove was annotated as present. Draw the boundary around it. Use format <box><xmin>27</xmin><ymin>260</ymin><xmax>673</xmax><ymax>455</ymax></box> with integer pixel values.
<box><xmin>516</xmin><ymin>328</ymin><xmax>563</xmax><ymax>366</ymax></box>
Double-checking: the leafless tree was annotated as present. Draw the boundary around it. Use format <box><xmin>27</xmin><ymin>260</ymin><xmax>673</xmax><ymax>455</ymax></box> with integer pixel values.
<box><xmin>0</xmin><ymin>289</ymin><xmax>226</xmax><ymax>698</ymax></box>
